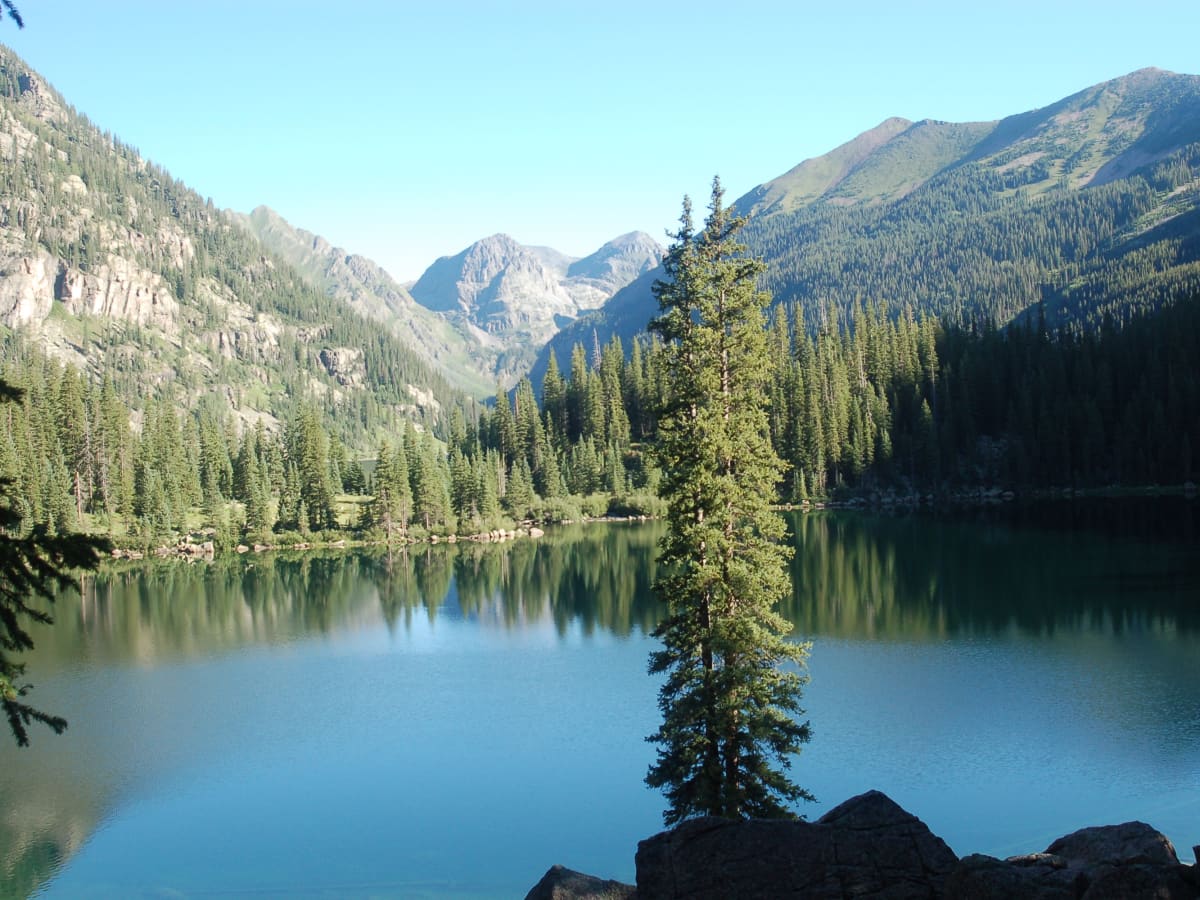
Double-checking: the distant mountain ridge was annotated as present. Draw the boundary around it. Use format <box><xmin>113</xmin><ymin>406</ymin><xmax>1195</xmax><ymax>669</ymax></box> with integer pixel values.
<box><xmin>234</xmin><ymin>205</ymin><xmax>495</xmax><ymax>398</ymax></box>
<box><xmin>739</xmin><ymin>67</ymin><xmax>1200</xmax><ymax>216</ymax></box>
<box><xmin>408</xmin><ymin>230</ymin><xmax>661</xmax><ymax>386</ymax></box>
<box><xmin>530</xmin><ymin>67</ymin><xmax>1200</xmax><ymax>390</ymax></box>
<box><xmin>3</xmin><ymin>44</ymin><xmax>1197</xmax><ymax>412</ymax></box>
<box><xmin>240</xmin><ymin>208</ymin><xmax>660</xmax><ymax>395</ymax></box>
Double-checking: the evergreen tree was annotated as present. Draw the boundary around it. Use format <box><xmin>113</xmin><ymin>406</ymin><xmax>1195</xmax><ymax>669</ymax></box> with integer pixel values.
<box><xmin>541</xmin><ymin>350</ymin><xmax>567</xmax><ymax>441</ymax></box>
<box><xmin>2</xmin><ymin>3</ymin><xmax>22</xmax><ymax>30</ymax></box>
<box><xmin>1</xmin><ymin>379</ymin><xmax>108</xmax><ymax>746</ymax></box>
<box><xmin>411</xmin><ymin>431</ymin><xmax>451</xmax><ymax>531</ymax></box>
<box><xmin>646</xmin><ymin>181</ymin><xmax>813</xmax><ymax>824</ymax></box>
<box><xmin>371</xmin><ymin>440</ymin><xmax>412</xmax><ymax>541</ymax></box>
<box><xmin>504</xmin><ymin>455</ymin><xmax>535</xmax><ymax>520</ymax></box>
<box><xmin>289</xmin><ymin>406</ymin><xmax>334</xmax><ymax>532</ymax></box>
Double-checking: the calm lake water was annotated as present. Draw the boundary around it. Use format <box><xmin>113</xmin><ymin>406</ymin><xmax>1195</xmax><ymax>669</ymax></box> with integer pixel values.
<box><xmin>2</xmin><ymin>501</ymin><xmax>1198</xmax><ymax>898</ymax></box>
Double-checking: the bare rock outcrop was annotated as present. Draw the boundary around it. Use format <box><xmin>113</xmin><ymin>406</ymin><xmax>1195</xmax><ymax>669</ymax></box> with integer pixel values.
<box><xmin>0</xmin><ymin>249</ymin><xmax>56</xmax><ymax>327</ymax></box>
<box><xmin>634</xmin><ymin>789</ymin><xmax>957</xmax><ymax>899</ymax></box>
<box><xmin>318</xmin><ymin>347</ymin><xmax>365</xmax><ymax>387</ymax></box>
<box><xmin>948</xmin><ymin>821</ymin><xmax>1198</xmax><ymax>899</ymax></box>
<box><xmin>57</xmin><ymin>256</ymin><xmax>179</xmax><ymax>331</ymax></box>
<box><xmin>524</xmin><ymin>865</ymin><xmax>636</xmax><ymax>900</ymax></box>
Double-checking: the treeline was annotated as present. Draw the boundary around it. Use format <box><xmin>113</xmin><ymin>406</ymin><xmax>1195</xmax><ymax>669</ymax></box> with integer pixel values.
<box><xmin>0</xmin><ymin>341</ymin><xmax>461</xmax><ymax>546</ymax></box>
<box><xmin>756</xmin><ymin>294</ymin><xmax>1200</xmax><ymax>497</ymax></box>
<box><xmin>5</xmin><ymin>287</ymin><xmax>1197</xmax><ymax>550</ymax></box>
<box><xmin>0</xmin><ymin>332</ymin><xmax>666</xmax><ymax>547</ymax></box>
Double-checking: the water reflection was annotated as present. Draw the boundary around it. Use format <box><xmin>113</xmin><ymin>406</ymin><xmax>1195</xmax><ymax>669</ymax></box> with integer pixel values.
<box><xmin>1</xmin><ymin>501</ymin><xmax>1197</xmax><ymax>897</ymax></box>
<box><xmin>783</xmin><ymin>500</ymin><xmax>1200</xmax><ymax>639</ymax></box>
<box><xmin>25</xmin><ymin>501</ymin><xmax>1200</xmax><ymax>674</ymax></box>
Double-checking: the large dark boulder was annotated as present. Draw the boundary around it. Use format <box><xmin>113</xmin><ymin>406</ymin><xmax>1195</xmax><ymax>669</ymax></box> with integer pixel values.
<box><xmin>634</xmin><ymin>789</ymin><xmax>958</xmax><ymax>899</ymax></box>
<box><xmin>1045</xmin><ymin>821</ymin><xmax>1180</xmax><ymax>867</ymax></box>
<box><xmin>524</xmin><ymin>864</ymin><xmax>637</xmax><ymax>900</ymax></box>
<box><xmin>946</xmin><ymin>821</ymin><xmax>1199</xmax><ymax>900</ymax></box>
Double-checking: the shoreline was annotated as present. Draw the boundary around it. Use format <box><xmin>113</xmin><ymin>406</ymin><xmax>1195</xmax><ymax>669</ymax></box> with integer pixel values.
<box><xmin>102</xmin><ymin>483</ymin><xmax>1197</xmax><ymax>561</ymax></box>
<box><xmin>105</xmin><ymin>514</ymin><xmax>654</xmax><ymax>562</ymax></box>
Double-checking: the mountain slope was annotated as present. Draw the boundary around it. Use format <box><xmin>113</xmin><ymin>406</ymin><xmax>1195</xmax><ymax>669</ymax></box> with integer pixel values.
<box><xmin>0</xmin><ymin>45</ymin><xmax>460</xmax><ymax>446</ymax></box>
<box><xmin>234</xmin><ymin>205</ymin><xmax>493</xmax><ymax>398</ymax></box>
<box><xmin>529</xmin><ymin>68</ymin><xmax>1200</xmax><ymax>389</ymax></box>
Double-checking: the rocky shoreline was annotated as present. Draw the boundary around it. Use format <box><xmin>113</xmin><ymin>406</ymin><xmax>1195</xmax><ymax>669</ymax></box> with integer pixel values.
<box><xmin>527</xmin><ymin>790</ymin><xmax>1199</xmax><ymax>899</ymax></box>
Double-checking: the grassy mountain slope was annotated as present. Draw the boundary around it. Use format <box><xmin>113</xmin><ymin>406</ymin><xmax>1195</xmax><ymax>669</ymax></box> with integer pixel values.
<box><xmin>529</xmin><ymin>68</ymin><xmax>1200</xmax><ymax>389</ymax></box>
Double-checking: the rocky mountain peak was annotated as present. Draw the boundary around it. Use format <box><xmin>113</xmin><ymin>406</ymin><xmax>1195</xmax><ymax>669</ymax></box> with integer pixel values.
<box><xmin>407</xmin><ymin>230</ymin><xmax>662</xmax><ymax>383</ymax></box>
<box><xmin>567</xmin><ymin>231</ymin><xmax>662</xmax><ymax>284</ymax></box>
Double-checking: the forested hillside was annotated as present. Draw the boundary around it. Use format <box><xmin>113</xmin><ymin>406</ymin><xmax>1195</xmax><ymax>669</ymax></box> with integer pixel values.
<box><xmin>2</xmin><ymin>47</ymin><xmax>1198</xmax><ymax>553</ymax></box>
<box><xmin>0</xmin><ymin>46</ymin><xmax>465</xmax><ymax>448</ymax></box>
<box><xmin>534</xmin><ymin>68</ymin><xmax>1200</xmax><ymax>384</ymax></box>
<box><xmin>4</xmin><ymin>278</ymin><xmax>1197</xmax><ymax>548</ymax></box>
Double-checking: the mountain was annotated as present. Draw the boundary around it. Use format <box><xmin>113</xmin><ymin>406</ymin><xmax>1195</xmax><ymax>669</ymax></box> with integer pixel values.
<box><xmin>239</xmin><ymin>207</ymin><xmax>660</xmax><ymax>395</ymax></box>
<box><xmin>0</xmin><ymin>45</ymin><xmax>460</xmax><ymax>447</ymax></box>
<box><xmin>233</xmin><ymin>205</ymin><xmax>493</xmax><ymax>398</ymax></box>
<box><xmin>530</xmin><ymin>67</ymin><xmax>1200</xmax><ymax>388</ymax></box>
<box><xmin>410</xmin><ymin>231</ymin><xmax>661</xmax><ymax>386</ymax></box>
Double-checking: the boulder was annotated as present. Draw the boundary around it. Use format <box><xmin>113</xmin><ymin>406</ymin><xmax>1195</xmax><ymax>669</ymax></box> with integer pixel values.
<box><xmin>945</xmin><ymin>821</ymin><xmax>1198</xmax><ymax>899</ymax></box>
<box><xmin>524</xmin><ymin>864</ymin><xmax>636</xmax><ymax>900</ymax></box>
<box><xmin>635</xmin><ymin>790</ymin><xmax>957</xmax><ymax>899</ymax></box>
<box><xmin>533</xmin><ymin>795</ymin><xmax>1198</xmax><ymax>900</ymax></box>
<box><xmin>1045</xmin><ymin>821</ymin><xmax>1179</xmax><ymax>867</ymax></box>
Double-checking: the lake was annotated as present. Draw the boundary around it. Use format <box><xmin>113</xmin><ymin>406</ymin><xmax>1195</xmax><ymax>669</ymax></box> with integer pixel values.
<box><xmin>2</xmin><ymin>500</ymin><xmax>1198</xmax><ymax>898</ymax></box>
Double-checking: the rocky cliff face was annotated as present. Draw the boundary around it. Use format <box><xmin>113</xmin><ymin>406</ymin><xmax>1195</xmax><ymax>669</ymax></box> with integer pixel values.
<box><xmin>410</xmin><ymin>231</ymin><xmax>661</xmax><ymax>384</ymax></box>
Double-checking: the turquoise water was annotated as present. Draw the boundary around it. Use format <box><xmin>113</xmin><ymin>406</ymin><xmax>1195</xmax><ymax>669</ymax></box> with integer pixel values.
<box><xmin>1</xmin><ymin>505</ymin><xmax>1197</xmax><ymax>898</ymax></box>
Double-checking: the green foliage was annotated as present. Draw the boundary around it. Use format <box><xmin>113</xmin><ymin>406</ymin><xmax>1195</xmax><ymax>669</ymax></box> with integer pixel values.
<box><xmin>4</xmin><ymin>47</ymin><xmax>1196</xmax><ymax>550</ymax></box>
<box><xmin>646</xmin><ymin>182</ymin><xmax>812</xmax><ymax>823</ymax></box>
<box><xmin>0</xmin><ymin>44</ymin><xmax>462</xmax><ymax>467</ymax></box>
<box><xmin>578</xmin><ymin>493</ymin><xmax>611</xmax><ymax>519</ymax></box>
<box><xmin>606</xmin><ymin>492</ymin><xmax>666</xmax><ymax>518</ymax></box>
<box><xmin>0</xmin><ymin>379</ymin><xmax>108</xmax><ymax>746</ymax></box>
<box><xmin>2</xmin><ymin>2</ymin><xmax>23</xmax><ymax>29</ymax></box>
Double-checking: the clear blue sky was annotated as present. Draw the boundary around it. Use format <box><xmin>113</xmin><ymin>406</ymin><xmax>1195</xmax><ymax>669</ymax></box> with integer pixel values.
<box><xmin>5</xmin><ymin>0</ymin><xmax>1197</xmax><ymax>281</ymax></box>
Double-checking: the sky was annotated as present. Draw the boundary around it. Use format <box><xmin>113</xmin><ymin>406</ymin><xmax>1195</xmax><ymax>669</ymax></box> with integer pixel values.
<box><xmin>4</xmin><ymin>0</ymin><xmax>1198</xmax><ymax>282</ymax></box>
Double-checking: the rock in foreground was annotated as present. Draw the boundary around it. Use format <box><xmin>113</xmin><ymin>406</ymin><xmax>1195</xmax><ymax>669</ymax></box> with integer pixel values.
<box><xmin>949</xmin><ymin>820</ymin><xmax>1199</xmax><ymax>899</ymax></box>
<box><xmin>635</xmin><ymin>789</ymin><xmax>957</xmax><ymax>899</ymax></box>
<box><xmin>531</xmin><ymin>790</ymin><xmax>1198</xmax><ymax>898</ymax></box>
<box><xmin>524</xmin><ymin>864</ymin><xmax>636</xmax><ymax>900</ymax></box>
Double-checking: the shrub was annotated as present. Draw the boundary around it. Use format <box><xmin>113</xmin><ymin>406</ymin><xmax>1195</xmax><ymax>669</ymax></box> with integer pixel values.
<box><xmin>607</xmin><ymin>492</ymin><xmax>666</xmax><ymax>518</ymax></box>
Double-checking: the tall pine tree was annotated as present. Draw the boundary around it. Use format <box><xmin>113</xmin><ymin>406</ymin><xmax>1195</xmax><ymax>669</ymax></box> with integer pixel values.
<box><xmin>646</xmin><ymin>180</ymin><xmax>813</xmax><ymax>824</ymax></box>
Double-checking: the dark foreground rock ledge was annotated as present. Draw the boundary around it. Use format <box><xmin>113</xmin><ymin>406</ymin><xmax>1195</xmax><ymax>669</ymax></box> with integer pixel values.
<box><xmin>527</xmin><ymin>789</ymin><xmax>1199</xmax><ymax>899</ymax></box>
